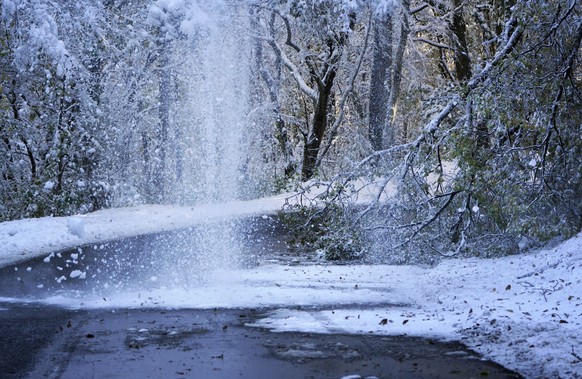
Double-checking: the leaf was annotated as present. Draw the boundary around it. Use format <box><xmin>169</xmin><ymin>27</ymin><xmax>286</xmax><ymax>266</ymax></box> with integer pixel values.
<box><xmin>379</xmin><ymin>318</ymin><xmax>388</xmax><ymax>325</ymax></box>
<box><xmin>402</xmin><ymin>319</ymin><xmax>409</xmax><ymax>325</ymax></box>
<box><xmin>505</xmin><ymin>284</ymin><xmax>511</xmax><ymax>291</ymax></box>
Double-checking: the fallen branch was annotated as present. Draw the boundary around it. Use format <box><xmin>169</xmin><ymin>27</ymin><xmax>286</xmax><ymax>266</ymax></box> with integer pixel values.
<box><xmin>391</xmin><ymin>190</ymin><xmax>463</xmax><ymax>249</ymax></box>
<box><xmin>572</xmin><ymin>346</ymin><xmax>582</xmax><ymax>363</ymax></box>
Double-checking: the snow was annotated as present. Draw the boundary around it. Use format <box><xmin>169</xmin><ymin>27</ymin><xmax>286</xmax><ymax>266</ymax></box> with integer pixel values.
<box><xmin>148</xmin><ymin>0</ymin><xmax>211</xmax><ymax>38</ymax></box>
<box><xmin>1</xmin><ymin>0</ymin><xmax>16</xmax><ymax>22</ymax></box>
<box><xmin>0</xmin><ymin>193</ymin><xmax>292</xmax><ymax>267</ymax></box>
<box><xmin>69</xmin><ymin>270</ymin><xmax>85</xmax><ymax>279</ymax></box>
<box><xmin>43</xmin><ymin>180</ymin><xmax>55</xmax><ymax>190</ymax></box>
<box><xmin>371</xmin><ymin>0</ymin><xmax>399</xmax><ymax>17</ymax></box>
<box><xmin>246</xmin><ymin>241</ymin><xmax>582</xmax><ymax>379</ymax></box>
<box><xmin>0</xmin><ymin>195</ymin><xmax>581</xmax><ymax>378</ymax></box>
<box><xmin>66</xmin><ymin>217</ymin><xmax>85</xmax><ymax>238</ymax></box>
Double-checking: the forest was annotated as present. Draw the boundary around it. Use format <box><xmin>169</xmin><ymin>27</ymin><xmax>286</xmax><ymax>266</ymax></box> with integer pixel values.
<box><xmin>1</xmin><ymin>0</ymin><xmax>581</xmax><ymax>262</ymax></box>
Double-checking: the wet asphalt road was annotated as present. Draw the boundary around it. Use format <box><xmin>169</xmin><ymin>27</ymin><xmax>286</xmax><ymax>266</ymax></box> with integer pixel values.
<box><xmin>0</xmin><ymin>303</ymin><xmax>522</xmax><ymax>379</ymax></box>
<box><xmin>0</xmin><ymin>217</ymin><xmax>522</xmax><ymax>378</ymax></box>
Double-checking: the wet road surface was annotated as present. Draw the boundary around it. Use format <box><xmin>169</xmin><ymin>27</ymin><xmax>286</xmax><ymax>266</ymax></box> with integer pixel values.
<box><xmin>0</xmin><ymin>303</ymin><xmax>522</xmax><ymax>379</ymax></box>
<box><xmin>0</xmin><ymin>218</ymin><xmax>522</xmax><ymax>378</ymax></box>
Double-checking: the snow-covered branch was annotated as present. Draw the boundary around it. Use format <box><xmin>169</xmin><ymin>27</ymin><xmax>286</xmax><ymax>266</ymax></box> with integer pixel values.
<box><xmin>413</xmin><ymin>37</ymin><xmax>452</xmax><ymax>50</ymax></box>
<box><xmin>467</xmin><ymin>19</ymin><xmax>523</xmax><ymax>91</ymax></box>
<box><xmin>273</xmin><ymin>40</ymin><xmax>318</xmax><ymax>100</ymax></box>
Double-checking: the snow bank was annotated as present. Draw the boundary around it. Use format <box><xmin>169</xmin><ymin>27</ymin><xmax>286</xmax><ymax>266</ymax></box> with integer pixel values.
<box><xmin>0</xmin><ymin>194</ymin><xmax>292</xmax><ymax>268</ymax></box>
<box><xmin>0</xmin><ymin>179</ymin><xmax>383</xmax><ymax>269</ymax></box>
<box><xmin>249</xmin><ymin>234</ymin><xmax>582</xmax><ymax>379</ymax></box>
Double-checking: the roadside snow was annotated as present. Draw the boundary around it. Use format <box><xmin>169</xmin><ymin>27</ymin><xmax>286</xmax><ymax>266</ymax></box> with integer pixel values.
<box><xmin>0</xmin><ymin>180</ymin><xmax>387</xmax><ymax>268</ymax></box>
<box><xmin>0</xmin><ymin>193</ymin><xmax>292</xmax><ymax>268</ymax></box>
<box><xmin>248</xmin><ymin>238</ymin><xmax>582</xmax><ymax>379</ymax></box>
<box><xmin>0</xmin><ymin>197</ymin><xmax>580</xmax><ymax>378</ymax></box>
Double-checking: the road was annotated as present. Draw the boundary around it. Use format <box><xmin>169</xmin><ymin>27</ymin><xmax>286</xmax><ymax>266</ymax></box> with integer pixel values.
<box><xmin>0</xmin><ymin>303</ymin><xmax>522</xmax><ymax>379</ymax></box>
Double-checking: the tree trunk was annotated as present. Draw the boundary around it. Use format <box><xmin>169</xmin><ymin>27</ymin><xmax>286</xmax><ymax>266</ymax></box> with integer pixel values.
<box><xmin>257</xmin><ymin>12</ymin><xmax>296</xmax><ymax>177</ymax></box>
<box><xmin>368</xmin><ymin>15</ymin><xmax>393</xmax><ymax>151</ymax></box>
<box><xmin>301</xmin><ymin>69</ymin><xmax>337</xmax><ymax>181</ymax></box>
<box><xmin>451</xmin><ymin>0</ymin><xmax>472</xmax><ymax>81</ymax></box>
<box><xmin>386</xmin><ymin>1</ymin><xmax>410</xmax><ymax>146</ymax></box>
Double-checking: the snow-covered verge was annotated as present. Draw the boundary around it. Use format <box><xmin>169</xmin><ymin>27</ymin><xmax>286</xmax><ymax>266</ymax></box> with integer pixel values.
<box><xmin>0</xmin><ymin>179</ymin><xmax>387</xmax><ymax>269</ymax></box>
<box><xmin>247</xmin><ymin>236</ymin><xmax>582</xmax><ymax>379</ymax></box>
<box><xmin>0</xmin><ymin>194</ymin><xmax>292</xmax><ymax>268</ymax></box>
<box><xmin>0</xmin><ymin>198</ymin><xmax>580</xmax><ymax>378</ymax></box>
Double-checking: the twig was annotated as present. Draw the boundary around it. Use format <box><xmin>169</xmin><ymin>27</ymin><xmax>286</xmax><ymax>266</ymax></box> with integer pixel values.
<box><xmin>414</xmin><ymin>37</ymin><xmax>453</xmax><ymax>50</ymax></box>
<box><xmin>392</xmin><ymin>190</ymin><xmax>462</xmax><ymax>249</ymax></box>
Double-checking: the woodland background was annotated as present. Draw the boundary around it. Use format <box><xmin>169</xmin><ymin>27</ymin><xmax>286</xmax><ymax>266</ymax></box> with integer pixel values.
<box><xmin>1</xmin><ymin>0</ymin><xmax>581</xmax><ymax>261</ymax></box>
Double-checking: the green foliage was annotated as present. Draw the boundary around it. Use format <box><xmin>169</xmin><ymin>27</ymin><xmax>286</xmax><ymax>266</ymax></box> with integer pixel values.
<box><xmin>279</xmin><ymin>203</ymin><xmax>363</xmax><ymax>261</ymax></box>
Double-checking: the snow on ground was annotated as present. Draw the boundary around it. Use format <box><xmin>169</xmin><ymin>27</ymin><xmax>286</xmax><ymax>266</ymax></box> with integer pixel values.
<box><xmin>0</xmin><ymin>193</ymin><xmax>293</xmax><ymax>268</ymax></box>
<box><xmin>248</xmin><ymin>239</ymin><xmax>582</xmax><ymax>379</ymax></box>
<box><xmin>0</xmin><ymin>179</ymin><xmax>389</xmax><ymax>268</ymax></box>
<box><xmin>0</xmin><ymin>196</ymin><xmax>581</xmax><ymax>378</ymax></box>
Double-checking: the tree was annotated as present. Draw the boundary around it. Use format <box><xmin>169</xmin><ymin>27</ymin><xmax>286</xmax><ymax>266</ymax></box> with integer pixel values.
<box><xmin>0</xmin><ymin>0</ymin><xmax>109</xmax><ymax>220</ymax></box>
<box><xmin>297</xmin><ymin>0</ymin><xmax>582</xmax><ymax>262</ymax></box>
<box><xmin>450</xmin><ymin>0</ymin><xmax>472</xmax><ymax>81</ymax></box>
<box><xmin>256</xmin><ymin>0</ymin><xmax>358</xmax><ymax>181</ymax></box>
<box><xmin>368</xmin><ymin>12</ymin><xmax>393</xmax><ymax>151</ymax></box>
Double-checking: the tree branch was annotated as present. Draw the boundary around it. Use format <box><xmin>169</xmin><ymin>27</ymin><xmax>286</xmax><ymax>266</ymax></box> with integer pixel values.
<box><xmin>393</xmin><ymin>190</ymin><xmax>463</xmax><ymax>248</ymax></box>
<box><xmin>467</xmin><ymin>19</ymin><xmax>523</xmax><ymax>91</ymax></box>
<box><xmin>414</xmin><ymin>37</ymin><xmax>453</xmax><ymax>50</ymax></box>
<box><xmin>410</xmin><ymin>3</ymin><xmax>430</xmax><ymax>15</ymax></box>
<box><xmin>272</xmin><ymin>39</ymin><xmax>318</xmax><ymax>100</ymax></box>
<box><xmin>275</xmin><ymin>10</ymin><xmax>301</xmax><ymax>53</ymax></box>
